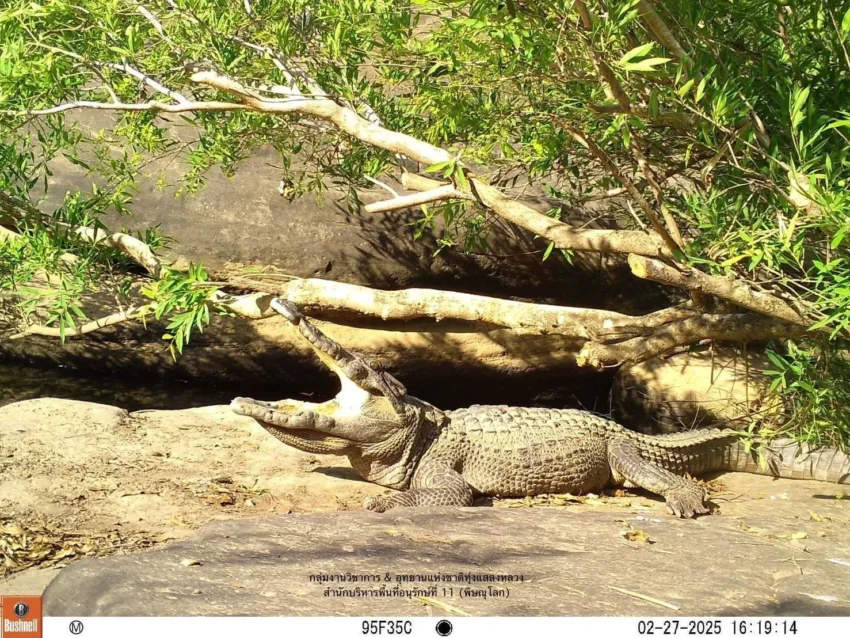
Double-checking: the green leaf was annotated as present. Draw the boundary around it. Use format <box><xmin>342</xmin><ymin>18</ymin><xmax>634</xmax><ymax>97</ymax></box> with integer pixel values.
<box><xmin>720</xmin><ymin>254</ymin><xmax>748</xmax><ymax>267</ymax></box>
<box><xmin>795</xmin><ymin>380</ymin><xmax>815</xmax><ymax>393</ymax></box>
<box><xmin>842</xmin><ymin>7</ymin><xmax>850</xmax><ymax>34</ymax></box>
<box><xmin>831</xmin><ymin>224</ymin><xmax>850</xmax><ymax>249</ymax></box>
<box><xmin>620</xmin><ymin>57</ymin><xmax>671</xmax><ymax>73</ymax></box>
<box><xmin>677</xmin><ymin>78</ymin><xmax>695</xmax><ymax>98</ymax></box>
<box><xmin>790</xmin><ymin>86</ymin><xmax>810</xmax><ymax>130</ymax></box>
<box><xmin>618</xmin><ymin>43</ymin><xmax>654</xmax><ymax>66</ymax></box>
<box><xmin>424</xmin><ymin>160</ymin><xmax>452</xmax><ymax>173</ymax></box>
<box><xmin>825</xmin><ymin>119</ymin><xmax>850</xmax><ymax>131</ymax></box>
<box><xmin>695</xmin><ymin>77</ymin><xmax>708</xmax><ymax>102</ymax></box>
<box><xmin>542</xmin><ymin>241</ymin><xmax>554</xmax><ymax>261</ymax></box>
<box><xmin>765</xmin><ymin>350</ymin><xmax>788</xmax><ymax>369</ymax></box>
<box><xmin>648</xmin><ymin>89</ymin><xmax>660</xmax><ymax>116</ymax></box>
<box><xmin>454</xmin><ymin>167</ymin><xmax>469</xmax><ymax>191</ymax></box>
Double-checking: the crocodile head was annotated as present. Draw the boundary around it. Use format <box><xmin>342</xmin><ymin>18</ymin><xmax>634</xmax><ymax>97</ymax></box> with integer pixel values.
<box><xmin>231</xmin><ymin>299</ymin><xmax>446</xmax><ymax>488</ymax></box>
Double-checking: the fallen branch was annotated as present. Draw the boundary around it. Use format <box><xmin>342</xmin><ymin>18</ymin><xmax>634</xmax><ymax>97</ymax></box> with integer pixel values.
<box><xmin>578</xmin><ymin>314</ymin><xmax>808</xmax><ymax>368</ymax></box>
<box><xmin>363</xmin><ymin>184</ymin><xmax>471</xmax><ymax>214</ymax></box>
<box><xmin>628</xmin><ymin>254</ymin><xmax>817</xmax><ymax>329</ymax></box>
<box><xmin>9</xmin><ymin>306</ymin><xmax>151</xmax><ymax>340</ymax></box>
<box><xmin>4</xmin><ymin>203</ymin><xmax>678</xmax><ymax>343</ymax></box>
<box><xmin>226</xmin><ymin>275</ymin><xmax>693</xmax><ymax>339</ymax></box>
<box><xmin>74</xmin><ymin>227</ymin><xmax>163</xmax><ymax>277</ymax></box>
<box><xmin>8</xmin><ymin>290</ymin><xmax>284</xmax><ymax>340</ymax></box>
<box><xmin>1</xmin><ymin>192</ymin><xmax>163</xmax><ymax>275</ymax></box>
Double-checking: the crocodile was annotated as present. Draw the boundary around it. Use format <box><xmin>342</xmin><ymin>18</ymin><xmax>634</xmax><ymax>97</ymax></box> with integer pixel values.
<box><xmin>232</xmin><ymin>299</ymin><xmax>850</xmax><ymax>517</ymax></box>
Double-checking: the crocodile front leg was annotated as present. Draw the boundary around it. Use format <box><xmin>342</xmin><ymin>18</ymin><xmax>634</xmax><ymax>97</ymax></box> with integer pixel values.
<box><xmin>607</xmin><ymin>438</ymin><xmax>710</xmax><ymax>518</ymax></box>
<box><xmin>363</xmin><ymin>462</ymin><xmax>474</xmax><ymax>512</ymax></box>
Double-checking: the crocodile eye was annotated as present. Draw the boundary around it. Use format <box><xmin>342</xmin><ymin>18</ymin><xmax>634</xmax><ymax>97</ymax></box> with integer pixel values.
<box><xmin>349</xmin><ymin>365</ymin><xmax>367</xmax><ymax>381</ymax></box>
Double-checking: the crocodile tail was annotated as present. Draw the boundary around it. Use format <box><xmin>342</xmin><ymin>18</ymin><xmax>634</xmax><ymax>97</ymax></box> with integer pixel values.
<box><xmin>629</xmin><ymin>428</ymin><xmax>850</xmax><ymax>484</ymax></box>
<box><xmin>727</xmin><ymin>438</ymin><xmax>850</xmax><ymax>484</ymax></box>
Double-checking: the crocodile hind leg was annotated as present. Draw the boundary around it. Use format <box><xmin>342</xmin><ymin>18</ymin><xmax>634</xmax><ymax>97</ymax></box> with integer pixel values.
<box><xmin>607</xmin><ymin>438</ymin><xmax>710</xmax><ymax>518</ymax></box>
<box><xmin>363</xmin><ymin>462</ymin><xmax>473</xmax><ymax>512</ymax></box>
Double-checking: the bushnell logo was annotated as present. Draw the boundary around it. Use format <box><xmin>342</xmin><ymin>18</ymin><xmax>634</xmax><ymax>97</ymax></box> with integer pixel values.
<box><xmin>1</xmin><ymin>595</ymin><xmax>42</xmax><ymax>637</ymax></box>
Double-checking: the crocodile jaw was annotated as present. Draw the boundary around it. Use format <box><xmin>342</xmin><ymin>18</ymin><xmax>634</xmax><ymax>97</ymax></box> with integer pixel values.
<box><xmin>231</xmin><ymin>376</ymin><xmax>404</xmax><ymax>446</ymax></box>
<box><xmin>231</xmin><ymin>298</ymin><xmax>421</xmax><ymax>448</ymax></box>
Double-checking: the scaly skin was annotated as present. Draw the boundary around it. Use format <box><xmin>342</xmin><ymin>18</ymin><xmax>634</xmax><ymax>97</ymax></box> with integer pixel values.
<box><xmin>232</xmin><ymin>299</ymin><xmax>850</xmax><ymax>518</ymax></box>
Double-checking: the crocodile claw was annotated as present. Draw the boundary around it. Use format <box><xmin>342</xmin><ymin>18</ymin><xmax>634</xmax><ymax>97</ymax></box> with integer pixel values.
<box><xmin>363</xmin><ymin>495</ymin><xmax>389</xmax><ymax>513</ymax></box>
<box><xmin>664</xmin><ymin>484</ymin><xmax>710</xmax><ymax>518</ymax></box>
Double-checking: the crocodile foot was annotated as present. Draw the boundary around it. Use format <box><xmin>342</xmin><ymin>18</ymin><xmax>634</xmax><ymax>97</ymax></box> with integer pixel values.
<box><xmin>363</xmin><ymin>495</ymin><xmax>390</xmax><ymax>513</ymax></box>
<box><xmin>664</xmin><ymin>483</ymin><xmax>710</xmax><ymax>518</ymax></box>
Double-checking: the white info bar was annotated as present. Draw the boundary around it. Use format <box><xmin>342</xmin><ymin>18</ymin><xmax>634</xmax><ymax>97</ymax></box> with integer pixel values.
<box><xmin>41</xmin><ymin>616</ymin><xmax>849</xmax><ymax>638</ymax></box>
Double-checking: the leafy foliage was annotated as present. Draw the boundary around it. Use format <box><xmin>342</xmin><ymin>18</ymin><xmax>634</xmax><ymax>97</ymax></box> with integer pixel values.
<box><xmin>1</xmin><ymin>0</ymin><xmax>849</xmax><ymax>443</ymax></box>
<box><xmin>140</xmin><ymin>263</ymin><xmax>221</xmax><ymax>360</ymax></box>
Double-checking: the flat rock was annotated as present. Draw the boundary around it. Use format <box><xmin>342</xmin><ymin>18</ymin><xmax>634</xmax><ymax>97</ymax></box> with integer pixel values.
<box><xmin>43</xmin><ymin>506</ymin><xmax>850</xmax><ymax>617</ymax></box>
<box><xmin>0</xmin><ymin>399</ymin><xmax>385</xmax><ymax>541</ymax></box>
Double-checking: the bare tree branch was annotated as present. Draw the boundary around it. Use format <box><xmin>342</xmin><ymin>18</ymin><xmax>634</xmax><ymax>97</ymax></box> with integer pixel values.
<box><xmin>9</xmin><ymin>305</ymin><xmax>151</xmax><ymax>340</ymax></box>
<box><xmin>364</xmin><ymin>184</ymin><xmax>470</xmax><ymax>213</ymax></box>
<box><xmin>400</xmin><ymin>173</ymin><xmax>671</xmax><ymax>256</ymax></box>
<box><xmin>8</xmin><ymin>57</ymin><xmax>675</xmax><ymax>259</ymax></box>
<box><xmin>191</xmin><ymin>70</ymin><xmax>674</xmax><ymax>258</ymax></box>
<box><xmin>5</xmin><ymin>98</ymin><xmax>251</xmax><ymax>116</ymax></box>
<box><xmin>226</xmin><ymin>275</ymin><xmax>694</xmax><ymax>339</ymax></box>
<box><xmin>578</xmin><ymin>313</ymin><xmax>808</xmax><ymax>367</ymax></box>
<box><xmin>552</xmin><ymin>116</ymin><xmax>681</xmax><ymax>257</ymax></box>
<box><xmin>99</xmin><ymin>61</ymin><xmax>189</xmax><ymax>104</ymax></box>
<box><xmin>628</xmin><ymin>254</ymin><xmax>822</xmax><ymax>331</ymax></box>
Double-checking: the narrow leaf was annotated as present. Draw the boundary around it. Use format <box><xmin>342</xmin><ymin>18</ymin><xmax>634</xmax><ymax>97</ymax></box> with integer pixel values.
<box><xmin>618</xmin><ymin>43</ymin><xmax>654</xmax><ymax>66</ymax></box>
<box><xmin>622</xmin><ymin>57</ymin><xmax>671</xmax><ymax>72</ymax></box>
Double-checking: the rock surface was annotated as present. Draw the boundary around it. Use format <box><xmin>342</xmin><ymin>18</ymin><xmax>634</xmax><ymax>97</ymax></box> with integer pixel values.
<box><xmin>612</xmin><ymin>349</ymin><xmax>780</xmax><ymax>434</ymax></box>
<box><xmin>43</xmin><ymin>502</ymin><xmax>850</xmax><ymax>617</ymax></box>
<box><xmin>0</xmin><ymin>399</ymin><xmax>385</xmax><ymax>545</ymax></box>
<box><xmin>2</xmin><ymin>399</ymin><xmax>849</xmax><ymax>616</ymax></box>
<box><xmin>45</xmin><ymin>113</ymin><xmax>666</xmax><ymax>308</ymax></box>
<box><xmin>1</xmin><ymin>113</ymin><xmax>669</xmax><ymax>391</ymax></box>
